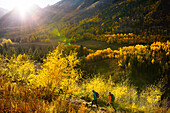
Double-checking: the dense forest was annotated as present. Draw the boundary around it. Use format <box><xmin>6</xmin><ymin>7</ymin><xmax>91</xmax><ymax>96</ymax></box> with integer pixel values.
<box><xmin>0</xmin><ymin>0</ymin><xmax>169</xmax><ymax>112</ymax></box>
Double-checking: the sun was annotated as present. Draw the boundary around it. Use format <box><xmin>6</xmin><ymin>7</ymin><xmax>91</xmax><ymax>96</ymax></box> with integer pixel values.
<box><xmin>14</xmin><ymin>0</ymin><xmax>34</xmax><ymax>17</ymax></box>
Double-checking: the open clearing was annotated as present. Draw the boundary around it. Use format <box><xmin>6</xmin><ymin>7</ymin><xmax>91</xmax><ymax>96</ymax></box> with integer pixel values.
<box><xmin>10</xmin><ymin>39</ymin><xmax>131</xmax><ymax>51</ymax></box>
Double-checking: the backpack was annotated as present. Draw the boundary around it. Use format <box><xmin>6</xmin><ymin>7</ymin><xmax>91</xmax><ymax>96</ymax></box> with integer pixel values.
<box><xmin>95</xmin><ymin>91</ymin><xmax>99</xmax><ymax>98</ymax></box>
<box><xmin>111</xmin><ymin>94</ymin><xmax>115</xmax><ymax>102</ymax></box>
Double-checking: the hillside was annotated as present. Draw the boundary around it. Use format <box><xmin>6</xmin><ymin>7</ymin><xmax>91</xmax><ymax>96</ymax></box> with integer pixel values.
<box><xmin>0</xmin><ymin>5</ymin><xmax>41</xmax><ymax>28</ymax></box>
<box><xmin>37</xmin><ymin>0</ymin><xmax>121</xmax><ymax>25</ymax></box>
<box><xmin>0</xmin><ymin>8</ymin><xmax>8</xmax><ymax>18</ymax></box>
<box><xmin>58</xmin><ymin>0</ymin><xmax>125</xmax><ymax>23</ymax></box>
<box><xmin>0</xmin><ymin>0</ymin><xmax>169</xmax><ymax>40</ymax></box>
<box><xmin>56</xmin><ymin>0</ymin><xmax>170</xmax><ymax>44</ymax></box>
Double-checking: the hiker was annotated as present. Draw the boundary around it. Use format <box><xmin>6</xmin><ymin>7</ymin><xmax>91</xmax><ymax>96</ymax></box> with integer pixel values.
<box><xmin>107</xmin><ymin>91</ymin><xmax>116</xmax><ymax>111</ymax></box>
<box><xmin>91</xmin><ymin>89</ymin><xmax>98</xmax><ymax>108</ymax></box>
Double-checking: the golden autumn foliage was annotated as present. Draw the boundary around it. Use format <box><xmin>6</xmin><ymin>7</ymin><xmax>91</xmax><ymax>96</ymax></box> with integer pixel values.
<box><xmin>86</xmin><ymin>41</ymin><xmax>170</xmax><ymax>68</ymax></box>
<box><xmin>84</xmin><ymin>41</ymin><xmax>169</xmax><ymax>112</ymax></box>
<box><xmin>33</xmin><ymin>43</ymin><xmax>82</xmax><ymax>96</ymax></box>
<box><xmin>0</xmin><ymin>42</ymin><xmax>169</xmax><ymax>112</ymax></box>
<box><xmin>0</xmin><ymin>39</ymin><xmax>17</xmax><ymax>47</ymax></box>
<box><xmin>104</xmin><ymin>33</ymin><xmax>169</xmax><ymax>45</ymax></box>
<box><xmin>45</xmin><ymin>38</ymin><xmax>50</xmax><ymax>43</ymax></box>
<box><xmin>0</xmin><ymin>54</ymin><xmax>35</xmax><ymax>84</ymax></box>
<box><xmin>79</xmin><ymin>76</ymin><xmax>164</xmax><ymax>112</ymax></box>
<box><xmin>0</xmin><ymin>44</ymin><xmax>83</xmax><ymax>112</ymax></box>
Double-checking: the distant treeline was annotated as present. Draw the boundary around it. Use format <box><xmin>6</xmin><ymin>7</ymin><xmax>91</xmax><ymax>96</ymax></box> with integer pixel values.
<box><xmin>0</xmin><ymin>43</ymin><xmax>94</xmax><ymax>62</ymax></box>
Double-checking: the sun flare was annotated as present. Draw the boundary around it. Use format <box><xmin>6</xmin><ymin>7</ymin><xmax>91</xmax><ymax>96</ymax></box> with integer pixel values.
<box><xmin>14</xmin><ymin>0</ymin><xmax>34</xmax><ymax>17</ymax></box>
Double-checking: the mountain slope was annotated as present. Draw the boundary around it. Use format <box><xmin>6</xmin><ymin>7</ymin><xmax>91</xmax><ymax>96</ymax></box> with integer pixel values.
<box><xmin>0</xmin><ymin>5</ymin><xmax>41</xmax><ymax>28</ymax></box>
<box><xmin>0</xmin><ymin>0</ymin><xmax>169</xmax><ymax>40</ymax></box>
<box><xmin>56</xmin><ymin>0</ymin><xmax>170</xmax><ymax>43</ymax></box>
<box><xmin>37</xmin><ymin>0</ymin><xmax>123</xmax><ymax>25</ymax></box>
<box><xmin>0</xmin><ymin>8</ymin><xmax>8</xmax><ymax>18</ymax></box>
<box><xmin>36</xmin><ymin>0</ymin><xmax>84</xmax><ymax>24</ymax></box>
<box><xmin>53</xmin><ymin>0</ymin><xmax>123</xmax><ymax>23</ymax></box>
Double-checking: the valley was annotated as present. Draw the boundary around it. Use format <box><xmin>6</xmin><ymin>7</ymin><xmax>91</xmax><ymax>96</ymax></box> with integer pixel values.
<box><xmin>0</xmin><ymin>0</ymin><xmax>169</xmax><ymax>112</ymax></box>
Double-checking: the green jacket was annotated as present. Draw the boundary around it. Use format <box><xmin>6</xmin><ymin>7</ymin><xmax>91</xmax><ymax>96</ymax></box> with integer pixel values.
<box><xmin>93</xmin><ymin>92</ymin><xmax>97</xmax><ymax>100</ymax></box>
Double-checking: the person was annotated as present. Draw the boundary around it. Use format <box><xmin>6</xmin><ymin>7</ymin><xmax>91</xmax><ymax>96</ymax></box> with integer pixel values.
<box><xmin>107</xmin><ymin>91</ymin><xmax>116</xmax><ymax>111</ymax></box>
<box><xmin>91</xmin><ymin>89</ymin><xmax>98</xmax><ymax>108</ymax></box>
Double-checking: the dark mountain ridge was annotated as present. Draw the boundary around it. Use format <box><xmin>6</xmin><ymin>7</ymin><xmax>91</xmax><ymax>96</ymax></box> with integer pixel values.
<box><xmin>61</xmin><ymin>0</ymin><xmax>124</xmax><ymax>23</ymax></box>
<box><xmin>49</xmin><ymin>0</ymin><xmax>124</xmax><ymax>23</ymax></box>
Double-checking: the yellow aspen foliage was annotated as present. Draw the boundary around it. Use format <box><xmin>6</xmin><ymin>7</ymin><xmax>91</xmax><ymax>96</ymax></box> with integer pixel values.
<box><xmin>80</xmin><ymin>76</ymin><xmax>163</xmax><ymax>112</ymax></box>
<box><xmin>1</xmin><ymin>54</ymin><xmax>36</xmax><ymax>84</ymax></box>
<box><xmin>0</xmin><ymin>39</ymin><xmax>17</xmax><ymax>46</ymax></box>
<box><xmin>151</xmin><ymin>59</ymin><xmax>155</xmax><ymax>64</ymax></box>
<box><xmin>33</xmin><ymin>43</ymin><xmax>81</xmax><ymax>95</ymax></box>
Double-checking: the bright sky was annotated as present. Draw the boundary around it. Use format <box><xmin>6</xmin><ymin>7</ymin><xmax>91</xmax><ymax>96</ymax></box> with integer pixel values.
<box><xmin>0</xmin><ymin>0</ymin><xmax>61</xmax><ymax>10</ymax></box>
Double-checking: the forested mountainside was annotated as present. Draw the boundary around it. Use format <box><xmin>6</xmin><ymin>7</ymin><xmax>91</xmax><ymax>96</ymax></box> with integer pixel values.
<box><xmin>56</xmin><ymin>0</ymin><xmax>170</xmax><ymax>44</ymax></box>
<box><xmin>35</xmin><ymin>0</ymin><xmax>124</xmax><ymax>25</ymax></box>
<box><xmin>0</xmin><ymin>0</ymin><xmax>169</xmax><ymax>37</ymax></box>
